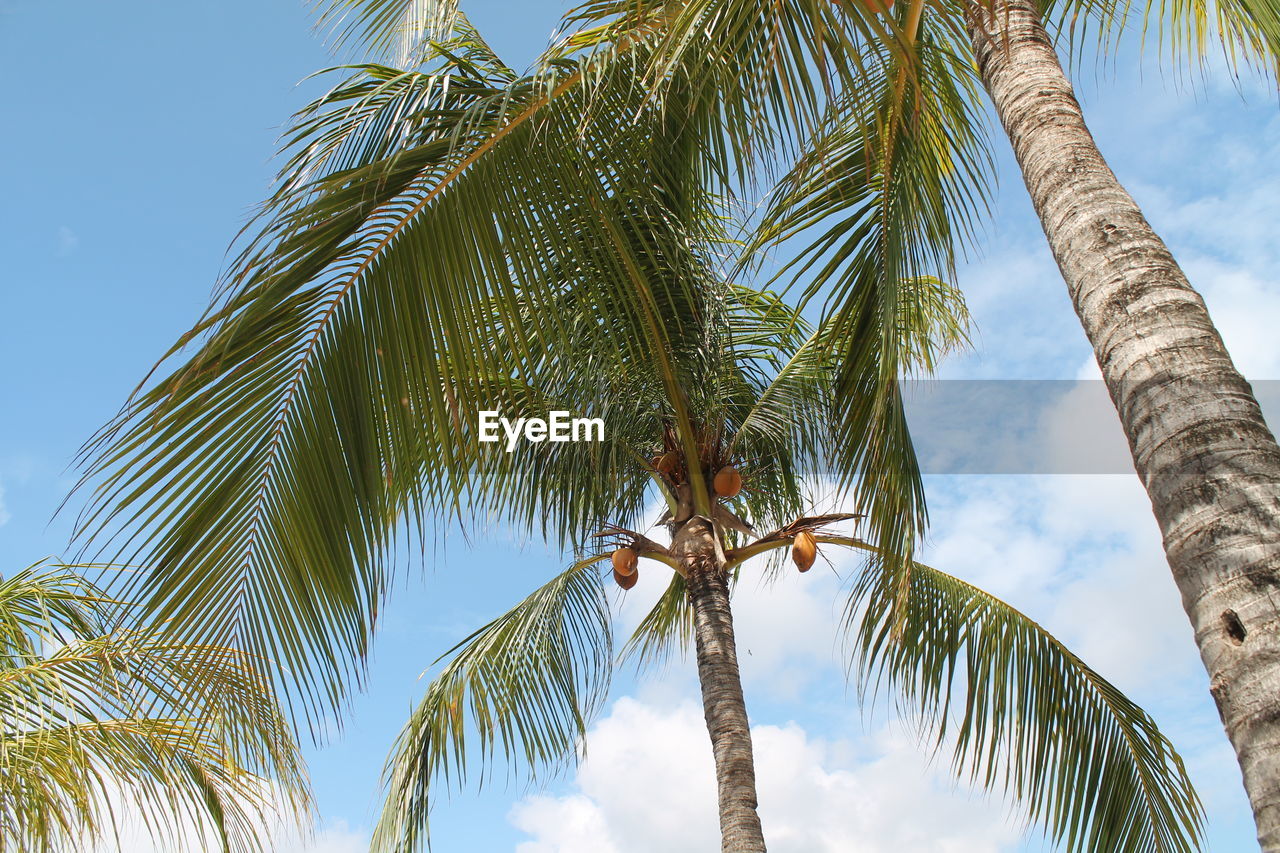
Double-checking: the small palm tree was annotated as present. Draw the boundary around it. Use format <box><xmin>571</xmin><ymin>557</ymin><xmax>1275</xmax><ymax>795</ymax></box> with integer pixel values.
<box><xmin>76</xmin><ymin>18</ymin><xmax>1201</xmax><ymax>851</ymax></box>
<box><xmin>0</xmin><ymin>562</ymin><xmax>309</xmax><ymax>852</ymax></box>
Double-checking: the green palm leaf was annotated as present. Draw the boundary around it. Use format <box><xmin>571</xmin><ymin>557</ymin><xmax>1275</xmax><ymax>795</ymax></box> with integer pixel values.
<box><xmin>373</xmin><ymin>557</ymin><xmax>611</xmax><ymax>850</ymax></box>
<box><xmin>750</xmin><ymin>20</ymin><xmax>989</xmax><ymax>563</ymax></box>
<box><xmin>316</xmin><ymin>0</ymin><xmax>461</xmax><ymax>63</ymax></box>
<box><xmin>73</xmin><ymin>23</ymin><xmax>724</xmax><ymax>725</ymax></box>
<box><xmin>844</xmin><ymin>543</ymin><xmax>1204</xmax><ymax>853</ymax></box>
<box><xmin>558</xmin><ymin>0</ymin><xmax>992</xmax><ymax>594</ymax></box>
<box><xmin>620</xmin><ymin>570</ymin><xmax>692</xmax><ymax>673</ymax></box>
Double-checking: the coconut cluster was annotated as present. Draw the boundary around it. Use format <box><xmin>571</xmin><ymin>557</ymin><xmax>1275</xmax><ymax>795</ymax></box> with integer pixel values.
<box><xmin>610</xmin><ymin>459</ymin><xmax>822</xmax><ymax>586</ymax></box>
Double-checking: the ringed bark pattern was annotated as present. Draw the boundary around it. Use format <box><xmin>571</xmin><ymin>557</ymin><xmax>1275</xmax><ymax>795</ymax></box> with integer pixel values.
<box><xmin>674</xmin><ymin>516</ymin><xmax>768</xmax><ymax>852</ymax></box>
<box><xmin>966</xmin><ymin>0</ymin><xmax>1280</xmax><ymax>844</ymax></box>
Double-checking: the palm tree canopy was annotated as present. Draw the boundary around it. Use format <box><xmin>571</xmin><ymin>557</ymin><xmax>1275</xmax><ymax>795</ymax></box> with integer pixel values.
<box><xmin>73</xmin><ymin>5</ymin><xmax>1205</xmax><ymax>852</ymax></box>
<box><xmin>0</xmin><ymin>562</ymin><xmax>310</xmax><ymax>853</ymax></box>
<box><xmin>75</xmin><ymin>14</ymin><xmax>937</xmax><ymax>724</ymax></box>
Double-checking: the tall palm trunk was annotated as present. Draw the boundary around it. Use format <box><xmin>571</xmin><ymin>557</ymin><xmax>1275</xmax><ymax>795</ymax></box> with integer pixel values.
<box><xmin>672</xmin><ymin>515</ymin><xmax>768</xmax><ymax>852</ymax></box>
<box><xmin>965</xmin><ymin>0</ymin><xmax>1280</xmax><ymax>844</ymax></box>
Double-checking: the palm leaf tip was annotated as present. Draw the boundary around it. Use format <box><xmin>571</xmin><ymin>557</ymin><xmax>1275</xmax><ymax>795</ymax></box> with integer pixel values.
<box><xmin>315</xmin><ymin>0</ymin><xmax>462</xmax><ymax>64</ymax></box>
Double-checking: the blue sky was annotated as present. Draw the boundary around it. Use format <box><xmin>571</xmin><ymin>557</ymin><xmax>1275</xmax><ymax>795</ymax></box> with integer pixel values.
<box><xmin>2</xmin><ymin>1</ymin><xmax>1278</xmax><ymax>851</ymax></box>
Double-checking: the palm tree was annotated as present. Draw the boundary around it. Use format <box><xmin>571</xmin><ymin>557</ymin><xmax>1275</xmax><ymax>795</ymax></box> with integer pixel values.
<box><xmin>0</xmin><ymin>562</ymin><xmax>309</xmax><ymax>852</ymax></box>
<box><xmin>74</xmin><ymin>16</ymin><xmax>1203</xmax><ymax>851</ymax></box>
<box><xmin>533</xmin><ymin>0</ymin><xmax>1280</xmax><ymax>844</ymax></box>
<box><xmin>963</xmin><ymin>11</ymin><xmax>1280</xmax><ymax>844</ymax></box>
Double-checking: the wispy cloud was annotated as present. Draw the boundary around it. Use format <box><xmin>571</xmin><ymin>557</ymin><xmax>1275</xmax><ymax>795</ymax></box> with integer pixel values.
<box><xmin>55</xmin><ymin>225</ymin><xmax>79</xmax><ymax>257</ymax></box>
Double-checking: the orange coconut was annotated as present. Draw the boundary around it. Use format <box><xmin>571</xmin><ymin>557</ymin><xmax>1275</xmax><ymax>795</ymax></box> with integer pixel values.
<box><xmin>713</xmin><ymin>466</ymin><xmax>742</xmax><ymax>498</ymax></box>
<box><xmin>792</xmin><ymin>530</ymin><xmax>817</xmax><ymax>572</ymax></box>
<box><xmin>612</xmin><ymin>547</ymin><xmax>638</xmax><ymax>577</ymax></box>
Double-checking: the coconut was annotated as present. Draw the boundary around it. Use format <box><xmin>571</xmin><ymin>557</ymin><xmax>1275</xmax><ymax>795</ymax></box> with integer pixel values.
<box><xmin>792</xmin><ymin>530</ymin><xmax>817</xmax><ymax>573</ymax></box>
<box><xmin>614</xmin><ymin>567</ymin><xmax>639</xmax><ymax>590</ymax></box>
<box><xmin>656</xmin><ymin>451</ymin><xmax>679</xmax><ymax>476</ymax></box>
<box><xmin>713</xmin><ymin>466</ymin><xmax>742</xmax><ymax>498</ymax></box>
<box><xmin>611</xmin><ymin>547</ymin><xmax>638</xmax><ymax>577</ymax></box>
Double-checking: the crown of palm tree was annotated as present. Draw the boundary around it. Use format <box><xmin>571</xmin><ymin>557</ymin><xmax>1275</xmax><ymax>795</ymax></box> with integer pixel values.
<box><xmin>71</xmin><ymin>6</ymin><xmax>1211</xmax><ymax>851</ymax></box>
<box><xmin>76</xmin><ymin>14</ymin><xmax>938</xmax><ymax>725</ymax></box>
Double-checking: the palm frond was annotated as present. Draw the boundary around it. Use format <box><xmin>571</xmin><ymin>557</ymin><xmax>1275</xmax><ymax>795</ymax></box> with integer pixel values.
<box><xmin>1033</xmin><ymin>0</ymin><xmax>1280</xmax><ymax>82</ymax></box>
<box><xmin>568</xmin><ymin>0</ymin><xmax>988</xmax><ymax>573</ymax></box>
<box><xmin>747</xmin><ymin>17</ymin><xmax>987</xmax><ymax>573</ymax></box>
<box><xmin>845</xmin><ymin>546</ymin><xmax>1204</xmax><ymax>853</ymax></box>
<box><xmin>73</xmin><ymin>24</ymin><xmax>727</xmax><ymax>724</ymax></box>
<box><xmin>564</xmin><ymin>0</ymin><xmax>895</xmax><ymax>182</ymax></box>
<box><xmin>373</xmin><ymin>558</ymin><xmax>611</xmax><ymax>851</ymax></box>
<box><xmin>620</xmin><ymin>571</ymin><xmax>692</xmax><ymax>673</ymax></box>
<box><xmin>0</xmin><ymin>564</ymin><xmax>310</xmax><ymax>853</ymax></box>
<box><xmin>314</xmin><ymin>0</ymin><xmax>460</xmax><ymax>64</ymax></box>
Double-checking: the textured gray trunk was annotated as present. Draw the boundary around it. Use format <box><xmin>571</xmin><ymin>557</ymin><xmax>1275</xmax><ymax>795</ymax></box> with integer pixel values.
<box><xmin>673</xmin><ymin>515</ymin><xmax>768</xmax><ymax>852</ymax></box>
<box><xmin>966</xmin><ymin>1</ymin><xmax>1280</xmax><ymax>845</ymax></box>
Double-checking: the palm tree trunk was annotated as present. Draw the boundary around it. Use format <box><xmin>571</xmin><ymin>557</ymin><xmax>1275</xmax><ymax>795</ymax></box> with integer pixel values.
<box><xmin>673</xmin><ymin>515</ymin><xmax>768</xmax><ymax>852</ymax></box>
<box><xmin>965</xmin><ymin>1</ymin><xmax>1280</xmax><ymax>845</ymax></box>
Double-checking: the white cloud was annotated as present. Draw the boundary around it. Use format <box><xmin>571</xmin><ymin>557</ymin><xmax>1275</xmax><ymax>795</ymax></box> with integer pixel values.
<box><xmin>512</xmin><ymin>700</ymin><xmax>716</xmax><ymax>853</ymax></box>
<box><xmin>729</xmin><ymin>566</ymin><xmax>848</xmax><ymax>699</ymax></box>
<box><xmin>513</xmin><ymin>795</ymin><xmax>621</xmax><ymax>853</ymax></box>
<box><xmin>279</xmin><ymin>819</ymin><xmax>369</xmax><ymax>853</ymax></box>
<box><xmin>510</xmin><ymin>699</ymin><xmax>1021</xmax><ymax>853</ymax></box>
<box><xmin>89</xmin><ymin>817</ymin><xmax>367</xmax><ymax>853</ymax></box>
<box><xmin>1182</xmin><ymin>257</ymin><xmax>1280</xmax><ymax>378</ymax></box>
<box><xmin>922</xmin><ymin>476</ymin><xmax>1196</xmax><ymax>691</ymax></box>
<box><xmin>944</xmin><ymin>241</ymin><xmax>1092</xmax><ymax>380</ymax></box>
<box><xmin>82</xmin><ymin>781</ymin><xmax>367</xmax><ymax>853</ymax></box>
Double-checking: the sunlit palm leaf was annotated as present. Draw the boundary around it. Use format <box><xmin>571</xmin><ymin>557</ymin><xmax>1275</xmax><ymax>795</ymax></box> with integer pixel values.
<box><xmin>565</xmin><ymin>0</ymin><xmax>892</xmax><ymax>177</ymax></box>
<box><xmin>0</xmin><ymin>564</ymin><xmax>309</xmax><ymax>853</ymax></box>
<box><xmin>1033</xmin><ymin>0</ymin><xmax>1280</xmax><ymax>80</ymax></box>
<box><xmin>750</xmin><ymin>16</ymin><xmax>988</xmax><ymax>567</ymax></box>
<box><xmin>74</xmin><ymin>24</ymin><xmax>725</xmax><ymax>725</ymax></box>
<box><xmin>316</xmin><ymin>0</ymin><xmax>460</xmax><ymax>64</ymax></box>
